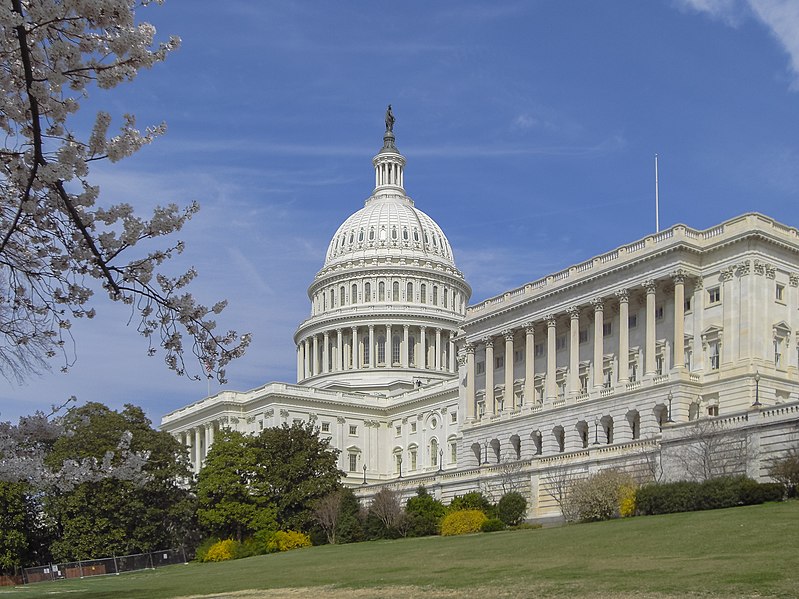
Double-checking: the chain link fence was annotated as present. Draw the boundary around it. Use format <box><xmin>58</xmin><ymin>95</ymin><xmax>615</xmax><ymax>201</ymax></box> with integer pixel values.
<box><xmin>22</xmin><ymin>547</ymin><xmax>187</xmax><ymax>584</ymax></box>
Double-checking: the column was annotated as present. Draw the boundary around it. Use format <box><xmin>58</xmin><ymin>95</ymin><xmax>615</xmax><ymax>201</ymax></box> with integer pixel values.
<box><xmin>645</xmin><ymin>280</ymin><xmax>657</xmax><ymax>375</ymax></box>
<box><xmin>593</xmin><ymin>299</ymin><xmax>604</xmax><ymax>388</ymax></box>
<box><xmin>351</xmin><ymin>326</ymin><xmax>359</xmax><ymax>369</ymax></box>
<box><xmin>449</xmin><ymin>336</ymin><xmax>456</xmax><ymax>372</ymax></box>
<box><xmin>368</xmin><ymin>325</ymin><xmax>375</xmax><ymax>368</ymax></box>
<box><xmin>484</xmin><ymin>337</ymin><xmax>495</xmax><ymax>415</ymax></box>
<box><xmin>466</xmin><ymin>343</ymin><xmax>476</xmax><ymax>421</ymax></box>
<box><xmin>206</xmin><ymin>422</ymin><xmax>215</xmax><ymax>453</ymax></box>
<box><xmin>304</xmin><ymin>338</ymin><xmax>311</xmax><ymax>378</ymax></box>
<box><xmin>296</xmin><ymin>344</ymin><xmax>302</xmax><ymax>381</ymax></box>
<box><xmin>546</xmin><ymin>316</ymin><xmax>557</xmax><ymax>401</ymax></box>
<box><xmin>336</xmin><ymin>329</ymin><xmax>343</xmax><ymax>372</ymax></box>
<box><xmin>673</xmin><ymin>271</ymin><xmax>685</xmax><ymax>369</ymax></box>
<box><xmin>312</xmin><ymin>334</ymin><xmax>319</xmax><ymax>376</ymax></box>
<box><xmin>322</xmin><ymin>331</ymin><xmax>330</xmax><ymax>374</ymax></box>
<box><xmin>386</xmin><ymin>324</ymin><xmax>392</xmax><ymax>367</ymax></box>
<box><xmin>568</xmin><ymin>307</ymin><xmax>580</xmax><ymax>396</ymax></box>
<box><xmin>503</xmin><ymin>330</ymin><xmax>514</xmax><ymax>410</ymax></box>
<box><xmin>524</xmin><ymin>323</ymin><xmax>535</xmax><ymax>404</ymax></box>
<box><xmin>402</xmin><ymin>325</ymin><xmax>409</xmax><ymax>368</ymax></box>
<box><xmin>616</xmin><ymin>289</ymin><xmax>629</xmax><ymax>383</ymax></box>
<box><xmin>435</xmin><ymin>328</ymin><xmax>442</xmax><ymax>370</ymax></box>
<box><xmin>193</xmin><ymin>427</ymin><xmax>202</xmax><ymax>474</ymax></box>
<box><xmin>420</xmin><ymin>326</ymin><xmax>427</xmax><ymax>369</ymax></box>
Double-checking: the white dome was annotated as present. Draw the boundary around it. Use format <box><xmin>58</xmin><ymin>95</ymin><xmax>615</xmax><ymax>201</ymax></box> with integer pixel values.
<box><xmin>324</xmin><ymin>196</ymin><xmax>455</xmax><ymax>267</ymax></box>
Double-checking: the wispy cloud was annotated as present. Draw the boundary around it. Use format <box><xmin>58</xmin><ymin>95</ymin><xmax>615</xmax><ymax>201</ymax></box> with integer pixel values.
<box><xmin>677</xmin><ymin>0</ymin><xmax>799</xmax><ymax>89</ymax></box>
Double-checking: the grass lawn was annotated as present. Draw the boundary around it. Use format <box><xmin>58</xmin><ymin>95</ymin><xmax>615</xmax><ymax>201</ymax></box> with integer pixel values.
<box><xmin>4</xmin><ymin>501</ymin><xmax>798</xmax><ymax>599</ymax></box>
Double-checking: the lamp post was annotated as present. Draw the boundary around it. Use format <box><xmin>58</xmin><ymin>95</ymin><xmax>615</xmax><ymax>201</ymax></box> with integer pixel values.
<box><xmin>667</xmin><ymin>391</ymin><xmax>674</xmax><ymax>423</ymax></box>
<box><xmin>398</xmin><ymin>455</ymin><xmax>403</xmax><ymax>479</ymax></box>
<box><xmin>752</xmin><ymin>371</ymin><xmax>761</xmax><ymax>407</ymax></box>
<box><xmin>593</xmin><ymin>417</ymin><xmax>600</xmax><ymax>445</ymax></box>
<box><xmin>438</xmin><ymin>448</ymin><xmax>443</xmax><ymax>472</ymax></box>
<box><xmin>362</xmin><ymin>463</ymin><xmax>367</xmax><ymax>485</ymax></box>
<box><xmin>483</xmin><ymin>440</ymin><xmax>488</xmax><ymax>465</ymax></box>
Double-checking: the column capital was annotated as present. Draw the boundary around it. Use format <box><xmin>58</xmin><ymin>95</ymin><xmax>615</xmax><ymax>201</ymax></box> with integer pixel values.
<box><xmin>436</xmin><ymin>327</ymin><xmax>443</xmax><ymax>333</ymax></box>
<box><xmin>592</xmin><ymin>298</ymin><xmax>604</xmax><ymax>312</ymax></box>
<box><xmin>465</xmin><ymin>342</ymin><xmax>476</xmax><ymax>355</ymax></box>
<box><xmin>567</xmin><ymin>306</ymin><xmax>580</xmax><ymax>320</ymax></box>
<box><xmin>403</xmin><ymin>323</ymin><xmax>410</xmax><ymax>330</ymax></box>
<box><xmin>502</xmin><ymin>329</ymin><xmax>515</xmax><ymax>341</ymax></box>
<box><xmin>335</xmin><ymin>327</ymin><xmax>343</xmax><ymax>334</ymax></box>
<box><xmin>524</xmin><ymin>322</ymin><xmax>536</xmax><ymax>334</ymax></box>
<box><xmin>615</xmin><ymin>288</ymin><xmax>629</xmax><ymax>303</ymax></box>
<box><xmin>643</xmin><ymin>279</ymin><xmax>657</xmax><ymax>294</ymax></box>
<box><xmin>545</xmin><ymin>314</ymin><xmax>557</xmax><ymax>328</ymax></box>
<box><xmin>457</xmin><ymin>354</ymin><xmax>468</xmax><ymax>367</ymax></box>
<box><xmin>671</xmin><ymin>269</ymin><xmax>687</xmax><ymax>284</ymax></box>
<box><xmin>483</xmin><ymin>337</ymin><xmax>494</xmax><ymax>349</ymax></box>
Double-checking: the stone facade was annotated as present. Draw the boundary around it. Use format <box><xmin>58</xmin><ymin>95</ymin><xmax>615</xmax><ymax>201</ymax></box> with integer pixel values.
<box><xmin>160</xmin><ymin>125</ymin><xmax>799</xmax><ymax>520</ymax></box>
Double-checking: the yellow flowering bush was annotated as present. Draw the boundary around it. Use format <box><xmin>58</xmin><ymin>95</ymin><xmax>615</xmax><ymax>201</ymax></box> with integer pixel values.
<box><xmin>440</xmin><ymin>509</ymin><xmax>488</xmax><ymax>536</ymax></box>
<box><xmin>202</xmin><ymin>539</ymin><xmax>237</xmax><ymax>562</ymax></box>
<box><xmin>266</xmin><ymin>530</ymin><xmax>312</xmax><ymax>553</ymax></box>
<box><xmin>619</xmin><ymin>484</ymin><xmax>637</xmax><ymax>518</ymax></box>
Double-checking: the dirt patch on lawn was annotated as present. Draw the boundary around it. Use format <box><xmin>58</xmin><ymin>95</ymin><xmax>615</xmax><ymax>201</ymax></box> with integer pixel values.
<box><xmin>175</xmin><ymin>587</ymin><xmax>771</xmax><ymax>599</ymax></box>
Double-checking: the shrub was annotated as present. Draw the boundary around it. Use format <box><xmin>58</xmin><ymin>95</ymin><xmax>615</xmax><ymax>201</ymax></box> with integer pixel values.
<box><xmin>201</xmin><ymin>539</ymin><xmax>237</xmax><ymax>562</ymax></box>
<box><xmin>448</xmin><ymin>492</ymin><xmax>494</xmax><ymax>517</ymax></box>
<box><xmin>636</xmin><ymin>477</ymin><xmax>783</xmax><ymax>516</ymax></box>
<box><xmin>564</xmin><ymin>470</ymin><xmax>637</xmax><ymax>522</ymax></box>
<box><xmin>768</xmin><ymin>446</ymin><xmax>799</xmax><ymax>498</ymax></box>
<box><xmin>619</xmin><ymin>484</ymin><xmax>637</xmax><ymax>518</ymax></box>
<box><xmin>193</xmin><ymin>537</ymin><xmax>220</xmax><ymax>562</ymax></box>
<box><xmin>265</xmin><ymin>530</ymin><xmax>312</xmax><ymax>553</ymax></box>
<box><xmin>406</xmin><ymin>486</ymin><xmax>446</xmax><ymax>537</ymax></box>
<box><xmin>440</xmin><ymin>509</ymin><xmax>488</xmax><ymax>536</ymax></box>
<box><xmin>497</xmin><ymin>492</ymin><xmax>527</xmax><ymax>526</ymax></box>
<box><xmin>480</xmin><ymin>518</ymin><xmax>505</xmax><ymax>533</ymax></box>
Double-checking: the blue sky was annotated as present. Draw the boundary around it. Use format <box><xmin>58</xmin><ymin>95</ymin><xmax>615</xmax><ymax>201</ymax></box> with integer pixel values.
<box><xmin>3</xmin><ymin>0</ymin><xmax>799</xmax><ymax>424</ymax></box>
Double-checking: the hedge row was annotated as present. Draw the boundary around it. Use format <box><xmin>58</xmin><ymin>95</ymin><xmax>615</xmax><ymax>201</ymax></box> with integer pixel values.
<box><xmin>636</xmin><ymin>476</ymin><xmax>783</xmax><ymax>515</ymax></box>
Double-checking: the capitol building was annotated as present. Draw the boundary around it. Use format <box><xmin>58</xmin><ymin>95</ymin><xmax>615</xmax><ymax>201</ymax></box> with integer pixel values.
<box><xmin>162</xmin><ymin>119</ymin><xmax>799</xmax><ymax>519</ymax></box>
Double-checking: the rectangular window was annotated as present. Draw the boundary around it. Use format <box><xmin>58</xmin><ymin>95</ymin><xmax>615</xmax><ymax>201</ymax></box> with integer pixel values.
<box><xmin>411</xmin><ymin>422</ymin><xmax>417</xmax><ymax>433</ymax></box>
<box><xmin>349</xmin><ymin>425</ymin><xmax>358</xmax><ymax>436</ymax></box>
<box><xmin>450</xmin><ymin>442</ymin><xmax>457</xmax><ymax>463</ymax></box>
<box><xmin>495</xmin><ymin>356</ymin><xmax>504</xmax><ymax>369</ymax></box>
<box><xmin>684</xmin><ymin>297</ymin><xmax>692</xmax><ymax>312</ymax></box>
<box><xmin>776</xmin><ymin>284</ymin><xmax>785</xmax><ymax>302</ymax></box>
<box><xmin>655</xmin><ymin>354</ymin><xmax>663</xmax><ymax>376</ymax></box>
<box><xmin>514</xmin><ymin>350</ymin><xmax>523</xmax><ymax>363</ymax></box>
<box><xmin>410</xmin><ymin>450</ymin><xmax>417</xmax><ymax>470</ymax></box>
<box><xmin>450</xmin><ymin>411</ymin><xmax>457</xmax><ymax>423</ymax></box>
<box><xmin>775</xmin><ymin>339</ymin><xmax>783</xmax><ymax>367</ymax></box>
<box><xmin>258</xmin><ymin>420</ymin><xmax>264</xmax><ymax>430</ymax></box>
<box><xmin>629</xmin><ymin>314</ymin><xmax>638</xmax><ymax>328</ymax></box>
<box><xmin>349</xmin><ymin>453</ymin><xmax>357</xmax><ymax>472</ymax></box>
<box><xmin>556</xmin><ymin>335</ymin><xmax>566</xmax><ymax>351</ymax></box>
<box><xmin>708</xmin><ymin>287</ymin><xmax>721</xmax><ymax>305</ymax></box>
<box><xmin>655</xmin><ymin>305</ymin><xmax>664</xmax><ymax>320</ymax></box>
<box><xmin>395</xmin><ymin>425</ymin><xmax>401</xmax><ymax>436</ymax></box>
<box><xmin>395</xmin><ymin>453</ymin><xmax>401</xmax><ymax>473</ymax></box>
<box><xmin>709</xmin><ymin>341</ymin><xmax>720</xmax><ymax>370</ymax></box>
<box><xmin>321</xmin><ymin>422</ymin><xmax>330</xmax><ymax>433</ymax></box>
<box><xmin>602</xmin><ymin>322</ymin><xmax>612</xmax><ymax>337</ymax></box>
<box><xmin>476</xmin><ymin>361</ymin><xmax>485</xmax><ymax>375</ymax></box>
<box><xmin>579</xmin><ymin>374</ymin><xmax>588</xmax><ymax>393</ymax></box>
<box><xmin>534</xmin><ymin>343</ymin><xmax>544</xmax><ymax>357</ymax></box>
<box><xmin>579</xmin><ymin>329</ymin><xmax>588</xmax><ymax>344</ymax></box>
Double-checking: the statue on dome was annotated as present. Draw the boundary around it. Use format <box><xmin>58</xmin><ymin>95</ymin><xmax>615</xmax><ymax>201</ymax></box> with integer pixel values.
<box><xmin>385</xmin><ymin>104</ymin><xmax>395</xmax><ymax>132</ymax></box>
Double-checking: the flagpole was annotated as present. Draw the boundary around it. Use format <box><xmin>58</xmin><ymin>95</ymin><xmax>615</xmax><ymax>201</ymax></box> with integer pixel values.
<box><xmin>655</xmin><ymin>153</ymin><xmax>659</xmax><ymax>233</ymax></box>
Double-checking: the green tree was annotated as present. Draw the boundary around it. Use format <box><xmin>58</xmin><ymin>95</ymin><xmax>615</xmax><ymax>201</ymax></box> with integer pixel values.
<box><xmin>406</xmin><ymin>486</ymin><xmax>446</xmax><ymax>536</ymax></box>
<box><xmin>45</xmin><ymin>403</ymin><xmax>194</xmax><ymax>560</ymax></box>
<box><xmin>0</xmin><ymin>482</ymin><xmax>33</xmax><ymax>574</ymax></box>
<box><xmin>449</xmin><ymin>491</ymin><xmax>495</xmax><ymax>517</ymax></box>
<box><xmin>196</xmin><ymin>429</ymin><xmax>277</xmax><ymax>542</ymax></box>
<box><xmin>497</xmin><ymin>492</ymin><xmax>527</xmax><ymax>526</ymax></box>
<box><xmin>197</xmin><ymin>421</ymin><xmax>342</xmax><ymax>537</ymax></box>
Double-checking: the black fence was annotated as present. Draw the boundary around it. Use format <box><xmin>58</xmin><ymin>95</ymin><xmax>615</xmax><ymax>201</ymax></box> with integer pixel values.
<box><xmin>22</xmin><ymin>548</ymin><xmax>187</xmax><ymax>584</ymax></box>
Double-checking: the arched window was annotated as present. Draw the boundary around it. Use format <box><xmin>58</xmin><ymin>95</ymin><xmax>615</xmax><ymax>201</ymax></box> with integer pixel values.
<box><xmin>377</xmin><ymin>335</ymin><xmax>386</xmax><ymax>364</ymax></box>
<box><xmin>368</xmin><ymin>228</ymin><xmax>375</xmax><ymax>241</ymax></box>
<box><xmin>432</xmin><ymin>286</ymin><xmax>438</xmax><ymax>305</ymax></box>
<box><xmin>349</xmin><ymin>231</ymin><xmax>354</xmax><ymax>244</ymax></box>
<box><xmin>443</xmin><ymin>287</ymin><xmax>448</xmax><ymax>308</ymax></box>
<box><xmin>330</xmin><ymin>288</ymin><xmax>335</xmax><ymax>308</ymax></box>
<box><xmin>413</xmin><ymin>228</ymin><xmax>420</xmax><ymax>242</ymax></box>
<box><xmin>391</xmin><ymin>226</ymin><xmax>398</xmax><ymax>240</ymax></box>
<box><xmin>406</xmin><ymin>282</ymin><xmax>413</xmax><ymax>301</ymax></box>
<box><xmin>322</xmin><ymin>294</ymin><xmax>326</xmax><ymax>311</ymax></box>
<box><xmin>553</xmin><ymin>426</ymin><xmax>565</xmax><ymax>453</ymax></box>
<box><xmin>430</xmin><ymin>438</ymin><xmax>439</xmax><ymax>467</ymax></box>
<box><xmin>392</xmin><ymin>335</ymin><xmax>401</xmax><ymax>364</ymax></box>
<box><xmin>379</xmin><ymin>227</ymin><xmax>387</xmax><ymax>241</ymax></box>
<box><xmin>363</xmin><ymin>338</ymin><xmax>370</xmax><ymax>365</ymax></box>
<box><xmin>420</xmin><ymin>283</ymin><xmax>427</xmax><ymax>304</ymax></box>
<box><xmin>351</xmin><ymin>284</ymin><xmax>358</xmax><ymax>304</ymax></box>
<box><xmin>378</xmin><ymin>281</ymin><xmax>385</xmax><ymax>301</ymax></box>
<box><xmin>408</xmin><ymin>335</ymin><xmax>416</xmax><ymax>366</ymax></box>
<box><xmin>392</xmin><ymin>281</ymin><xmax>400</xmax><ymax>301</ymax></box>
<box><xmin>358</xmin><ymin>229</ymin><xmax>364</xmax><ymax>242</ymax></box>
<box><xmin>340</xmin><ymin>286</ymin><xmax>346</xmax><ymax>306</ymax></box>
<box><xmin>402</xmin><ymin>227</ymin><xmax>409</xmax><ymax>241</ymax></box>
<box><xmin>364</xmin><ymin>282</ymin><xmax>371</xmax><ymax>302</ymax></box>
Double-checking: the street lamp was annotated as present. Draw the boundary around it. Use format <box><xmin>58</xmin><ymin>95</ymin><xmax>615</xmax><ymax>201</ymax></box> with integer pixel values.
<box><xmin>483</xmin><ymin>440</ymin><xmax>488</xmax><ymax>465</ymax></box>
<box><xmin>667</xmin><ymin>391</ymin><xmax>674</xmax><ymax>423</ymax></box>
<box><xmin>593</xmin><ymin>417</ymin><xmax>600</xmax><ymax>445</ymax></box>
<box><xmin>752</xmin><ymin>371</ymin><xmax>762</xmax><ymax>407</ymax></box>
<box><xmin>362</xmin><ymin>463</ymin><xmax>367</xmax><ymax>485</ymax></box>
<box><xmin>398</xmin><ymin>455</ymin><xmax>403</xmax><ymax>479</ymax></box>
<box><xmin>438</xmin><ymin>448</ymin><xmax>444</xmax><ymax>472</ymax></box>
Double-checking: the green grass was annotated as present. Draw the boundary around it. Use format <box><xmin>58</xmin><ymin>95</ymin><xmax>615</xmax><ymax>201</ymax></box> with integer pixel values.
<box><xmin>5</xmin><ymin>501</ymin><xmax>799</xmax><ymax>598</ymax></box>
